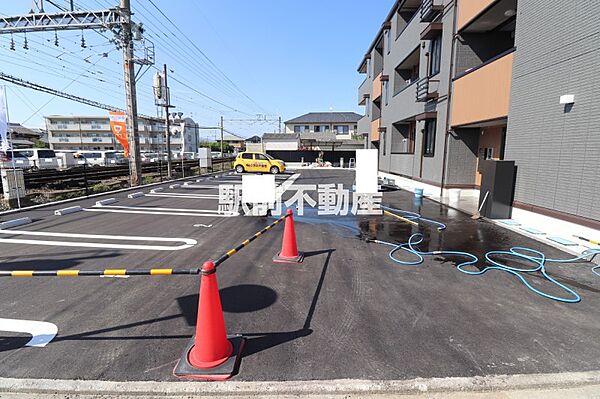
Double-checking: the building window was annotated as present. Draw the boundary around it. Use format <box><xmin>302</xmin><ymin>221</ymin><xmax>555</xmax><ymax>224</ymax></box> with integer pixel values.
<box><xmin>423</xmin><ymin>120</ymin><xmax>436</xmax><ymax>157</ymax></box>
<box><xmin>429</xmin><ymin>35</ymin><xmax>442</xmax><ymax>76</ymax></box>
<box><xmin>314</xmin><ymin>125</ymin><xmax>320</xmax><ymax>133</ymax></box>
<box><xmin>391</xmin><ymin>122</ymin><xmax>415</xmax><ymax>154</ymax></box>
<box><xmin>293</xmin><ymin>126</ymin><xmax>301</xmax><ymax>133</ymax></box>
<box><xmin>304</xmin><ymin>125</ymin><xmax>310</xmax><ymax>133</ymax></box>
<box><xmin>334</xmin><ymin>125</ymin><xmax>349</xmax><ymax>135</ymax></box>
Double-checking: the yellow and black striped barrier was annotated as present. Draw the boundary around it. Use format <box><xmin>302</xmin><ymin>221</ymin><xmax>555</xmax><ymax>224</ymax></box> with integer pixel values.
<box><xmin>213</xmin><ymin>212</ymin><xmax>290</xmax><ymax>267</ymax></box>
<box><xmin>0</xmin><ymin>268</ymin><xmax>200</xmax><ymax>277</ymax></box>
<box><xmin>0</xmin><ymin>213</ymin><xmax>290</xmax><ymax>277</ymax></box>
<box><xmin>574</xmin><ymin>235</ymin><xmax>599</xmax><ymax>246</ymax></box>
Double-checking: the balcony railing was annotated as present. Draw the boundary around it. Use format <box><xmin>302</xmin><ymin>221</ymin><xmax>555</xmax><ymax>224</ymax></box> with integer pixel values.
<box><xmin>450</xmin><ymin>51</ymin><xmax>514</xmax><ymax>127</ymax></box>
<box><xmin>373</xmin><ymin>73</ymin><xmax>383</xmax><ymax>100</ymax></box>
<box><xmin>416</xmin><ymin>77</ymin><xmax>439</xmax><ymax>102</ymax></box>
<box><xmin>420</xmin><ymin>0</ymin><xmax>443</xmax><ymax>22</ymax></box>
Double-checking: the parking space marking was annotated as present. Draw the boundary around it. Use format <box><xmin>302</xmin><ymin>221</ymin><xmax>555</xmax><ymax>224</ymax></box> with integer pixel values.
<box><xmin>181</xmin><ymin>185</ymin><xmax>220</xmax><ymax>189</ymax></box>
<box><xmin>0</xmin><ymin>318</ymin><xmax>58</xmax><ymax>347</ymax></box>
<box><xmin>145</xmin><ymin>193</ymin><xmax>219</xmax><ymax>199</ymax></box>
<box><xmin>84</xmin><ymin>205</ymin><xmax>238</xmax><ymax>218</ymax></box>
<box><xmin>0</xmin><ymin>229</ymin><xmax>197</xmax><ymax>250</ymax></box>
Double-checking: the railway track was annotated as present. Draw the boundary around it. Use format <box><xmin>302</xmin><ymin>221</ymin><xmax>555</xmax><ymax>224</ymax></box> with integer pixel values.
<box><xmin>2</xmin><ymin>158</ymin><xmax>230</xmax><ymax>190</ymax></box>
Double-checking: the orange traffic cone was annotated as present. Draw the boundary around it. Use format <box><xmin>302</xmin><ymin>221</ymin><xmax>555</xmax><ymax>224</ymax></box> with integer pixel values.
<box><xmin>273</xmin><ymin>209</ymin><xmax>304</xmax><ymax>263</ymax></box>
<box><xmin>174</xmin><ymin>261</ymin><xmax>245</xmax><ymax>380</ymax></box>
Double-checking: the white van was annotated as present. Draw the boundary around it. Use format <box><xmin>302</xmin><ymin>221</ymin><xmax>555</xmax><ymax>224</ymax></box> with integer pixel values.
<box><xmin>0</xmin><ymin>150</ymin><xmax>32</xmax><ymax>170</ymax></box>
<box><xmin>75</xmin><ymin>150</ymin><xmax>123</xmax><ymax>167</ymax></box>
<box><xmin>54</xmin><ymin>150</ymin><xmax>78</xmax><ymax>169</ymax></box>
<box><xmin>12</xmin><ymin>148</ymin><xmax>59</xmax><ymax>170</ymax></box>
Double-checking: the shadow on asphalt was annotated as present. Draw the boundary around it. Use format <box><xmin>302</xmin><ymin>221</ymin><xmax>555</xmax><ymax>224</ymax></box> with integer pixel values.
<box><xmin>0</xmin><ymin>335</ymin><xmax>31</xmax><ymax>352</ymax></box>
<box><xmin>242</xmin><ymin>248</ymin><xmax>334</xmax><ymax>357</ymax></box>
<box><xmin>0</xmin><ymin>252</ymin><xmax>122</xmax><ymax>271</ymax></box>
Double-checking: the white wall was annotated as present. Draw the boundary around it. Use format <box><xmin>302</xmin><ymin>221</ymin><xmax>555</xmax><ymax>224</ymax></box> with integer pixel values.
<box><xmin>264</xmin><ymin>141</ymin><xmax>298</xmax><ymax>151</ymax></box>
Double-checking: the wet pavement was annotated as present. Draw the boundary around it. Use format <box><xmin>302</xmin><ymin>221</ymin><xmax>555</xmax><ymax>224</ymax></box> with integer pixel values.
<box><xmin>0</xmin><ymin>169</ymin><xmax>599</xmax><ymax>382</ymax></box>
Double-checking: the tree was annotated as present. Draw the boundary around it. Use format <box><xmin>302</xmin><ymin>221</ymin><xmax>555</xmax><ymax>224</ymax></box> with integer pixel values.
<box><xmin>33</xmin><ymin>139</ymin><xmax>48</xmax><ymax>149</ymax></box>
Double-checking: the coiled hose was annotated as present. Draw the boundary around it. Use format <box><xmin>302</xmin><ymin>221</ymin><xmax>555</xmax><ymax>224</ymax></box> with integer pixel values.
<box><xmin>377</xmin><ymin>208</ymin><xmax>600</xmax><ymax>303</ymax></box>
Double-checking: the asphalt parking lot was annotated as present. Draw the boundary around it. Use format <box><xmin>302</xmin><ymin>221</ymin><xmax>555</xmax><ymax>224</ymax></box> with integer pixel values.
<box><xmin>0</xmin><ymin>169</ymin><xmax>600</xmax><ymax>383</ymax></box>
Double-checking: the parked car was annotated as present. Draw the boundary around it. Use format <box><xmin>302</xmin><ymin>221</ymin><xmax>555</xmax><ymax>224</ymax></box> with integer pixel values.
<box><xmin>11</xmin><ymin>148</ymin><xmax>58</xmax><ymax>170</ymax></box>
<box><xmin>233</xmin><ymin>152</ymin><xmax>285</xmax><ymax>174</ymax></box>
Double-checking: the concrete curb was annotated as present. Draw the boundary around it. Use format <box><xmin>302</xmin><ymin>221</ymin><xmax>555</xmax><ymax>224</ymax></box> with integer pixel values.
<box><xmin>95</xmin><ymin>198</ymin><xmax>118</xmax><ymax>207</ymax></box>
<box><xmin>54</xmin><ymin>206</ymin><xmax>83</xmax><ymax>216</ymax></box>
<box><xmin>0</xmin><ymin>217</ymin><xmax>32</xmax><ymax>229</ymax></box>
<box><xmin>2</xmin><ymin>371</ymin><xmax>600</xmax><ymax>397</ymax></box>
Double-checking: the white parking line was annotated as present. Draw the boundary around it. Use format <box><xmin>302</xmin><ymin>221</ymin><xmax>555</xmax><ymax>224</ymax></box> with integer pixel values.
<box><xmin>0</xmin><ymin>318</ymin><xmax>58</xmax><ymax>348</ymax></box>
<box><xmin>0</xmin><ymin>229</ymin><xmax>197</xmax><ymax>250</ymax></box>
<box><xmin>181</xmin><ymin>185</ymin><xmax>220</xmax><ymax>189</ymax></box>
<box><xmin>84</xmin><ymin>205</ymin><xmax>238</xmax><ymax>218</ymax></box>
<box><xmin>92</xmin><ymin>205</ymin><xmax>231</xmax><ymax>214</ymax></box>
<box><xmin>145</xmin><ymin>193</ymin><xmax>219</xmax><ymax>199</ymax></box>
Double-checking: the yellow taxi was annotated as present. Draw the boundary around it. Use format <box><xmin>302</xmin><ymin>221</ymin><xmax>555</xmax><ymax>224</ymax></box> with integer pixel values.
<box><xmin>234</xmin><ymin>152</ymin><xmax>286</xmax><ymax>174</ymax></box>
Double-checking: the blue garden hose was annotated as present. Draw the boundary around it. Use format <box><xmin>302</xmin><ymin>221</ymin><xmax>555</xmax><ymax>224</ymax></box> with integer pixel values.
<box><xmin>372</xmin><ymin>233</ymin><xmax>600</xmax><ymax>303</ymax></box>
<box><xmin>382</xmin><ymin>205</ymin><xmax>447</xmax><ymax>231</ymax></box>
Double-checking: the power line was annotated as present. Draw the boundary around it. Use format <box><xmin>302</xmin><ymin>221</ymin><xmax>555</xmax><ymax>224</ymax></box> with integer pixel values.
<box><xmin>144</xmin><ymin>0</ymin><xmax>268</xmax><ymax>114</ymax></box>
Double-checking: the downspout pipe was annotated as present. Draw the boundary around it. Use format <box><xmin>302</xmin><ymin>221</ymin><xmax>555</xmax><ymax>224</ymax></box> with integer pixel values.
<box><xmin>440</xmin><ymin>0</ymin><xmax>459</xmax><ymax>198</ymax></box>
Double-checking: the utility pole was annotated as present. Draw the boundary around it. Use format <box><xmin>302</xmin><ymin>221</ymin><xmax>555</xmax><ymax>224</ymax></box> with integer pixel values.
<box><xmin>1</xmin><ymin>1</ymin><xmax>154</xmax><ymax>186</ymax></box>
<box><xmin>163</xmin><ymin>64</ymin><xmax>172</xmax><ymax>178</ymax></box>
<box><xmin>220</xmin><ymin>115</ymin><xmax>224</xmax><ymax>158</ymax></box>
<box><xmin>278</xmin><ymin>116</ymin><xmax>282</xmax><ymax>134</ymax></box>
<box><xmin>120</xmin><ymin>0</ymin><xmax>141</xmax><ymax>186</ymax></box>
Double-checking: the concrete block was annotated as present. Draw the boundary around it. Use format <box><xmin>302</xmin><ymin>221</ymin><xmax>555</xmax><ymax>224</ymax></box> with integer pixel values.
<box><xmin>127</xmin><ymin>192</ymin><xmax>145</xmax><ymax>199</ymax></box>
<box><xmin>95</xmin><ymin>198</ymin><xmax>118</xmax><ymax>207</ymax></box>
<box><xmin>54</xmin><ymin>206</ymin><xmax>83</xmax><ymax>216</ymax></box>
<box><xmin>0</xmin><ymin>217</ymin><xmax>32</xmax><ymax>229</ymax></box>
<box><xmin>150</xmin><ymin>188</ymin><xmax>164</xmax><ymax>193</ymax></box>
<box><xmin>169</xmin><ymin>184</ymin><xmax>181</xmax><ymax>189</ymax></box>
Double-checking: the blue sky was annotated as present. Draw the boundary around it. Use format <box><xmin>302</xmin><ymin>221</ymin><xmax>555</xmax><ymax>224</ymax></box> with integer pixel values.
<box><xmin>0</xmin><ymin>1</ymin><xmax>391</xmax><ymax>138</ymax></box>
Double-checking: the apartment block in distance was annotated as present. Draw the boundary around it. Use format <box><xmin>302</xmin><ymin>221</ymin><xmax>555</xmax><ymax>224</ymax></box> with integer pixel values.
<box><xmin>285</xmin><ymin>112</ymin><xmax>362</xmax><ymax>140</ymax></box>
<box><xmin>45</xmin><ymin>115</ymin><xmax>200</xmax><ymax>155</ymax></box>
<box><xmin>358</xmin><ymin>0</ymin><xmax>600</xmax><ymax>227</ymax></box>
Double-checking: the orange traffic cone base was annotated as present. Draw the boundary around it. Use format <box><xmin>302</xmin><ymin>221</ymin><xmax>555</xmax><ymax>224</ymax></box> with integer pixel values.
<box><xmin>273</xmin><ymin>251</ymin><xmax>304</xmax><ymax>263</ymax></box>
<box><xmin>174</xmin><ymin>335</ymin><xmax>245</xmax><ymax>381</ymax></box>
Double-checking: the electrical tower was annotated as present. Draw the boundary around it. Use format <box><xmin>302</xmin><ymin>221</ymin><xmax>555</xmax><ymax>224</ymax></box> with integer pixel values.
<box><xmin>0</xmin><ymin>0</ymin><xmax>154</xmax><ymax>186</ymax></box>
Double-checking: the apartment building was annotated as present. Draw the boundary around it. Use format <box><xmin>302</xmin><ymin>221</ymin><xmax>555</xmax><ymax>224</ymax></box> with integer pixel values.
<box><xmin>358</xmin><ymin>0</ymin><xmax>600</xmax><ymax>227</ymax></box>
<box><xmin>45</xmin><ymin>115</ymin><xmax>200</xmax><ymax>155</ymax></box>
<box><xmin>285</xmin><ymin>112</ymin><xmax>362</xmax><ymax>140</ymax></box>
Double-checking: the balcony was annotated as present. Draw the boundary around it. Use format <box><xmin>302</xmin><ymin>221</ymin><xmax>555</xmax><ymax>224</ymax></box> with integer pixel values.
<box><xmin>357</xmin><ymin>115</ymin><xmax>370</xmax><ymax>137</ymax></box>
<box><xmin>451</xmin><ymin>51</ymin><xmax>514</xmax><ymax>127</ymax></box>
<box><xmin>80</xmin><ymin>123</ymin><xmax>109</xmax><ymax>131</ymax></box>
<box><xmin>420</xmin><ymin>0</ymin><xmax>443</xmax><ymax>22</ymax></box>
<box><xmin>372</xmin><ymin>73</ymin><xmax>383</xmax><ymax>100</ymax></box>
<box><xmin>49</xmin><ymin>123</ymin><xmax>80</xmax><ymax>131</ymax></box>
<box><xmin>457</xmin><ymin>0</ymin><xmax>497</xmax><ymax>31</ymax></box>
<box><xmin>420</xmin><ymin>22</ymin><xmax>443</xmax><ymax>40</ymax></box>
<box><xmin>358</xmin><ymin>77</ymin><xmax>370</xmax><ymax>105</ymax></box>
<box><xmin>371</xmin><ymin>119</ymin><xmax>381</xmax><ymax>142</ymax></box>
<box><xmin>416</xmin><ymin>76</ymin><xmax>439</xmax><ymax>102</ymax></box>
<box><xmin>49</xmin><ymin>136</ymin><xmax>115</xmax><ymax>144</ymax></box>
